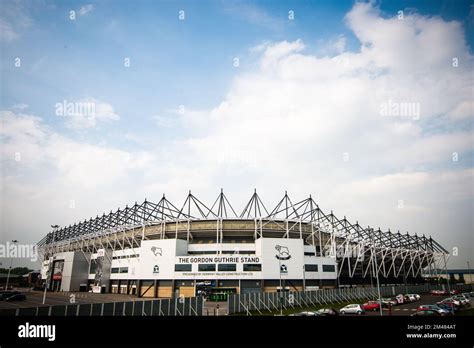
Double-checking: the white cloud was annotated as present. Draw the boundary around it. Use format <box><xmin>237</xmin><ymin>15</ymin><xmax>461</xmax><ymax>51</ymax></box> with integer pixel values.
<box><xmin>448</xmin><ymin>100</ymin><xmax>474</xmax><ymax>120</ymax></box>
<box><xmin>0</xmin><ymin>19</ymin><xmax>19</xmax><ymax>42</ymax></box>
<box><xmin>78</xmin><ymin>4</ymin><xmax>94</xmax><ymax>16</ymax></box>
<box><xmin>0</xmin><ymin>1</ymin><xmax>32</xmax><ymax>42</ymax></box>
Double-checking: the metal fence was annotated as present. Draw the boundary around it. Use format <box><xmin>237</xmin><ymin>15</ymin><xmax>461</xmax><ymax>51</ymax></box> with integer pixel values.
<box><xmin>227</xmin><ymin>284</ymin><xmax>473</xmax><ymax>315</ymax></box>
<box><xmin>0</xmin><ymin>296</ymin><xmax>204</xmax><ymax>317</ymax></box>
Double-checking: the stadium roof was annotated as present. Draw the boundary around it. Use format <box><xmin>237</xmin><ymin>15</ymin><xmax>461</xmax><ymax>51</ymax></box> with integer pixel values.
<box><xmin>37</xmin><ymin>190</ymin><xmax>447</xmax><ymax>253</ymax></box>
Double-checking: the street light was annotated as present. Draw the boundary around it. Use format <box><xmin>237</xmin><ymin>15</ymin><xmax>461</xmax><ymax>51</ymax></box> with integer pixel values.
<box><xmin>275</xmin><ymin>246</ymin><xmax>283</xmax><ymax>316</ymax></box>
<box><xmin>5</xmin><ymin>240</ymin><xmax>19</xmax><ymax>290</ymax></box>
<box><xmin>370</xmin><ymin>228</ymin><xmax>383</xmax><ymax>317</ymax></box>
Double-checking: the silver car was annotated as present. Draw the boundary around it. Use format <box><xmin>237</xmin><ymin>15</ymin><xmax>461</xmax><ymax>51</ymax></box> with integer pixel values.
<box><xmin>340</xmin><ymin>304</ymin><xmax>365</xmax><ymax>315</ymax></box>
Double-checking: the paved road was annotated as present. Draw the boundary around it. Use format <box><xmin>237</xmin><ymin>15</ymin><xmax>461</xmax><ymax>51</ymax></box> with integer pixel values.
<box><xmin>203</xmin><ymin>301</ymin><xmax>227</xmax><ymax>316</ymax></box>
<box><xmin>0</xmin><ymin>289</ymin><xmax>154</xmax><ymax>310</ymax></box>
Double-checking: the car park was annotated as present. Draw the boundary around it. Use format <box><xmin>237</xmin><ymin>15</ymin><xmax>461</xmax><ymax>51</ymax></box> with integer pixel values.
<box><xmin>340</xmin><ymin>304</ymin><xmax>365</xmax><ymax>315</ymax></box>
<box><xmin>315</xmin><ymin>308</ymin><xmax>338</xmax><ymax>316</ymax></box>
<box><xmin>430</xmin><ymin>289</ymin><xmax>448</xmax><ymax>296</ymax></box>
<box><xmin>362</xmin><ymin>301</ymin><xmax>381</xmax><ymax>311</ymax></box>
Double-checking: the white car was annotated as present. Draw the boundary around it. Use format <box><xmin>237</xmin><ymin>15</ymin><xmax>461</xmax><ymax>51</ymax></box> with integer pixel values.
<box><xmin>452</xmin><ymin>295</ymin><xmax>470</xmax><ymax>306</ymax></box>
<box><xmin>395</xmin><ymin>294</ymin><xmax>406</xmax><ymax>304</ymax></box>
<box><xmin>441</xmin><ymin>297</ymin><xmax>461</xmax><ymax>307</ymax></box>
<box><xmin>406</xmin><ymin>294</ymin><xmax>420</xmax><ymax>301</ymax></box>
<box><xmin>340</xmin><ymin>304</ymin><xmax>365</xmax><ymax>315</ymax></box>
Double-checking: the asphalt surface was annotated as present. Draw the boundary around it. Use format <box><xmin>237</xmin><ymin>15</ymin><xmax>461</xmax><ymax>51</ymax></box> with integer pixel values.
<box><xmin>0</xmin><ymin>289</ymin><xmax>154</xmax><ymax>310</ymax></box>
<box><xmin>0</xmin><ymin>290</ymin><xmax>469</xmax><ymax>317</ymax></box>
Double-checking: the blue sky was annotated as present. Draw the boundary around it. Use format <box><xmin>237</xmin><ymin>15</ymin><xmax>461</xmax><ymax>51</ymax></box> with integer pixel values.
<box><xmin>1</xmin><ymin>0</ymin><xmax>473</xmax><ymax>269</ymax></box>
<box><xmin>2</xmin><ymin>0</ymin><xmax>473</xmax><ymax>148</ymax></box>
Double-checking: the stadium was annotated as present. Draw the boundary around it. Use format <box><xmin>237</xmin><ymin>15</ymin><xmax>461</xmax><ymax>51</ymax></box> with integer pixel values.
<box><xmin>37</xmin><ymin>190</ymin><xmax>449</xmax><ymax>298</ymax></box>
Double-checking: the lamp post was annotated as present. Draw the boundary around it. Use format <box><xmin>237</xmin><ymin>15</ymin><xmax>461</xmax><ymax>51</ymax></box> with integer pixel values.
<box><xmin>370</xmin><ymin>229</ymin><xmax>383</xmax><ymax>317</ymax></box>
<box><xmin>278</xmin><ymin>253</ymin><xmax>283</xmax><ymax>316</ymax></box>
<box><xmin>5</xmin><ymin>240</ymin><xmax>19</xmax><ymax>290</ymax></box>
<box><xmin>443</xmin><ymin>253</ymin><xmax>451</xmax><ymax>295</ymax></box>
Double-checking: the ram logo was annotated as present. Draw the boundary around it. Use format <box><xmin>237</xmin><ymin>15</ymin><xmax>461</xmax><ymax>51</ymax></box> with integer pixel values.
<box><xmin>151</xmin><ymin>246</ymin><xmax>162</xmax><ymax>257</ymax></box>
<box><xmin>275</xmin><ymin>245</ymin><xmax>291</xmax><ymax>260</ymax></box>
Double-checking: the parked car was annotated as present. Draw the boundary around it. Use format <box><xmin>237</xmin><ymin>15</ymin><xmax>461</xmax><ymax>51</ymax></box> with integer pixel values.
<box><xmin>340</xmin><ymin>304</ymin><xmax>365</xmax><ymax>315</ymax></box>
<box><xmin>406</xmin><ymin>294</ymin><xmax>420</xmax><ymax>301</ymax></box>
<box><xmin>0</xmin><ymin>291</ymin><xmax>20</xmax><ymax>301</ymax></box>
<box><xmin>315</xmin><ymin>308</ymin><xmax>339</xmax><ymax>316</ymax></box>
<box><xmin>4</xmin><ymin>293</ymin><xmax>26</xmax><ymax>302</ymax></box>
<box><xmin>452</xmin><ymin>295</ymin><xmax>470</xmax><ymax>306</ymax></box>
<box><xmin>430</xmin><ymin>289</ymin><xmax>448</xmax><ymax>296</ymax></box>
<box><xmin>362</xmin><ymin>301</ymin><xmax>381</xmax><ymax>311</ymax></box>
<box><xmin>450</xmin><ymin>289</ymin><xmax>460</xmax><ymax>295</ymax></box>
<box><xmin>461</xmin><ymin>292</ymin><xmax>473</xmax><ymax>299</ymax></box>
<box><xmin>381</xmin><ymin>298</ymin><xmax>398</xmax><ymax>307</ymax></box>
<box><xmin>289</xmin><ymin>311</ymin><xmax>319</xmax><ymax>316</ymax></box>
<box><xmin>395</xmin><ymin>294</ymin><xmax>406</xmax><ymax>304</ymax></box>
<box><xmin>437</xmin><ymin>298</ymin><xmax>461</xmax><ymax>310</ymax></box>
<box><xmin>411</xmin><ymin>310</ymin><xmax>442</xmax><ymax>316</ymax></box>
<box><xmin>417</xmin><ymin>305</ymin><xmax>450</xmax><ymax>315</ymax></box>
<box><xmin>436</xmin><ymin>303</ymin><xmax>456</xmax><ymax>314</ymax></box>
<box><xmin>444</xmin><ymin>297</ymin><xmax>462</xmax><ymax>307</ymax></box>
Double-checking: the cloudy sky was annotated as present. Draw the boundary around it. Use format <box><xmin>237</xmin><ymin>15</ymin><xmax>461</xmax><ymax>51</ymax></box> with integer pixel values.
<box><xmin>1</xmin><ymin>0</ymin><xmax>473</xmax><ymax>269</ymax></box>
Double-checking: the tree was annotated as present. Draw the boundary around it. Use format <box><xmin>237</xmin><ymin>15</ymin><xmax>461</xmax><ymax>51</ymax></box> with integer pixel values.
<box><xmin>0</xmin><ymin>267</ymin><xmax>32</xmax><ymax>276</ymax></box>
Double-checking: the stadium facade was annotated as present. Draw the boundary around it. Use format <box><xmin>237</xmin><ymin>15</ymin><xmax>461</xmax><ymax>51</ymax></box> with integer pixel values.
<box><xmin>38</xmin><ymin>190</ymin><xmax>449</xmax><ymax>298</ymax></box>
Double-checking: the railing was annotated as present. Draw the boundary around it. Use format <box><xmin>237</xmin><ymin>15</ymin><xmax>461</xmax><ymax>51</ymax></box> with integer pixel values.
<box><xmin>0</xmin><ymin>296</ymin><xmax>204</xmax><ymax>317</ymax></box>
<box><xmin>227</xmin><ymin>284</ymin><xmax>473</xmax><ymax>315</ymax></box>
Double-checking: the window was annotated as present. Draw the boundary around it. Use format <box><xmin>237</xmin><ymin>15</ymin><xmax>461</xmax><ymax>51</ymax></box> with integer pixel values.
<box><xmin>175</xmin><ymin>264</ymin><xmax>192</xmax><ymax>272</ymax></box>
<box><xmin>305</xmin><ymin>264</ymin><xmax>318</xmax><ymax>272</ymax></box>
<box><xmin>119</xmin><ymin>267</ymin><xmax>128</xmax><ymax>273</ymax></box>
<box><xmin>111</xmin><ymin>267</ymin><xmax>119</xmax><ymax>274</ymax></box>
<box><xmin>304</xmin><ymin>252</ymin><xmax>316</xmax><ymax>256</ymax></box>
<box><xmin>322</xmin><ymin>265</ymin><xmax>335</xmax><ymax>272</ymax></box>
<box><xmin>218</xmin><ymin>264</ymin><xmax>236</xmax><ymax>272</ymax></box>
<box><xmin>243</xmin><ymin>264</ymin><xmax>261</xmax><ymax>272</ymax></box>
<box><xmin>89</xmin><ymin>260</ymin><xmax>98</xmax><ymax>274</ymax></box>
<box><xmin>198</xmin><ymin>264</ymin><xmax>216</xmax><ymax>272</ymax></box>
